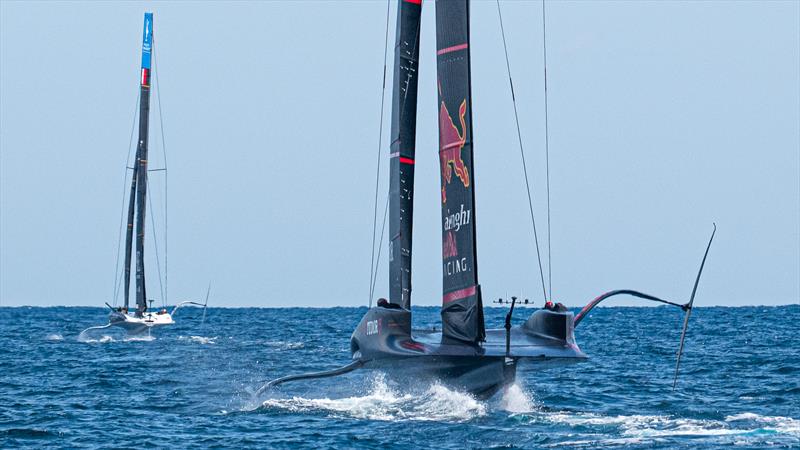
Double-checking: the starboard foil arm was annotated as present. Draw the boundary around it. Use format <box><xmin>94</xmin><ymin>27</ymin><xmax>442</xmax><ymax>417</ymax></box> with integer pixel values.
<box><xmin>574</xmin><ymin>225</ymin><xmax>716</xmax><ymax>330</ymax></box>
<box><xmin>256</xmin><ymin>360</ymin><xmax>365</xmax><ymax>396</ymax></box>
<box><xmin>169</xmin><ymin>300</ymin><xmax>207</xmax><ymax>316</ymax></box>
<box><xmin>79</xmin><ymin>322</ymin><xmax>114</xmax><ymax>336</ymax></box>
<box><xmin>573</xmin><ymin>290</ymin><xmax>686</xmax><ymax>327</ymax></box>
<box><xmin>169</xmin><ymin>283</ymin><xmax>210</xmax><ymax>318</ymax></box>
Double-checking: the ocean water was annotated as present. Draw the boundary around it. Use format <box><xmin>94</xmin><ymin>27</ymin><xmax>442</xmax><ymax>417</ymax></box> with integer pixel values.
<box><xmin>1</xmin><ymin>305</ymin><xmax>798</xmax><ymax>449</ymax></box>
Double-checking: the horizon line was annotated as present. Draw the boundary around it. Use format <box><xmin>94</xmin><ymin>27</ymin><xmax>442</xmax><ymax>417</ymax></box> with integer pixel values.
<box><xmin>0</xmin><ymin>303</ymin><xmax>797</xmax><ymax>309</ymax></box>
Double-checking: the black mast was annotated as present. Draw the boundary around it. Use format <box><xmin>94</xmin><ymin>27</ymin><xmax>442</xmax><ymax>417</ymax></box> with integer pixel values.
<box><xmin>126</xmin><ymin>12</ymin><xmax>153</xmax><ymax>315</ymax></box>
<box><xmin>435</xmin><ymin>0</ymin><xmax>484</xmax><ymax>344</ymax></box>
<box><xmin>122</xmin><ymin>147</ymin><xmax>139</xmax><ymax>310</ymax></box>
<box><xmin>388</xmin><ymin>0</ymin><xmax>423</xmax><ymax>310</ymax></box>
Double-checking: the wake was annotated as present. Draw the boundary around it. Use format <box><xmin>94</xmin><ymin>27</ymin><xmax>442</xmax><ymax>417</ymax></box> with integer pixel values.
<box><xmin>77</xmin><ymin>323</ymin><xmax>155</xmax><ymax>343</ymax></box>
<box><xmin>243</xmin><ymin>375</ymin><xmax>542</xmax><ymax>422</ymax></box>
<box><xmin>517</xmin><ymin>409</ymin><xmax>800</xmax><ymax>447</ymax></box>
<box><xmin>245</xmin><ymin>375</ymin><xmax>799</xmax><ymax>447</ymax></box>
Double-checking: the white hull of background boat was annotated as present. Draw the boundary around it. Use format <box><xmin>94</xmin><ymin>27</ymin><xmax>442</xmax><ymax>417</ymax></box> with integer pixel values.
<box><xmin>109</xmin><ymin>311</ymin><xmax>174</xmax><ymax>334</ymax></box>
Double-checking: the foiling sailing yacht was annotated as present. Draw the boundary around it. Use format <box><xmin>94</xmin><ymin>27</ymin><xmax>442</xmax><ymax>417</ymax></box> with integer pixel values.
<box><xmin>263</xmin><ymin>0</ymin><xmax>714</xmax><ymax>398</ymax></box>
<box><xmin>91</xmin><ymin>13</ymin><xmax>206</xmax><ymax>336</ymax></box>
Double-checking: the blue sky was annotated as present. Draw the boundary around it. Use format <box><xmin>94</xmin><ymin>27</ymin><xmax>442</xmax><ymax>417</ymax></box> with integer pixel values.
<box><xmin>1</xmin><ymin>1</ymin><xmax>798</xmax><ymax>307</ymax></box>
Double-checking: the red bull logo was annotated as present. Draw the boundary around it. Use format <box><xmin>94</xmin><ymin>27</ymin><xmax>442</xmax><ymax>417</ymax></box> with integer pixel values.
<box><xmin>439</xmin><ymin>99</ymin><xmax>470</xmax><ymax>203</ymax></box>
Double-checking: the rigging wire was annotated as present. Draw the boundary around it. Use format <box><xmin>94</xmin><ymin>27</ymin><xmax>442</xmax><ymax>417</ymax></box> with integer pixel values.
<box><xmin>369</xmin><ymin>194</ymin><xmax>391</xmax><ymax>303</ymax></box>
<box><xmin>541</xmin><ymin>0</ymin><xmax>553</xmax><ymax>301</ymax></box>
<box><xmin>147</xmin><ymin>176</ymin><xmax>166</xmax><ymax>307</ymax></box>
<box><xmin>368</xmin><ymin>0</ymin><xmax>392</xmax><ymax>308</ymax></box>
<box><xmin>496</xmin><ymin>0</ymin><xmax>548</xmax><ymax>301</ymax></box>
<box><xmin>112</xmin><ymin>90</ymin><xmax>141</xmax><ymax>305</ymax></box>
<box><xmin>153</xmin><ymin>36</ymin><xmax>169</xmax><ymax>305</ymax></box>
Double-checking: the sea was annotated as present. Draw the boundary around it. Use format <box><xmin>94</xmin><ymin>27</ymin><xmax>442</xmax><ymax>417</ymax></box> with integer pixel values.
<box><xmin>1</xmin><ymin>305</ymin><xmax>798</xmax><ymax>449</ymax></box>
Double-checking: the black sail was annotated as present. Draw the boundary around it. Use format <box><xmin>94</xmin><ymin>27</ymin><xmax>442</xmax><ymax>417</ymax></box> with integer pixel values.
<box><xmin>122</xmin><ymin>148</ymin><xmax>139</xmax><ymax>310</ymax></box>
<box><xmin>435</xmin><ymin>0</ymin><xmax>484</xmax><ymax>343</ymax></box>
<box><xmin>134</xmin><ymin>13</ymin><xmax>154</xmax><ymax>314</ymax></box>
<box><xmin>388</xmin><ymin>0</ymin><xmax>423</xmax><ymax>310</ymax></box>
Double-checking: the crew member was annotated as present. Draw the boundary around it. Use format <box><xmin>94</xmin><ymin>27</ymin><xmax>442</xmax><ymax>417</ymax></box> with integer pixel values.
<box><xmin>377</xmin><ymin>298</ymin><xmax>401</xmax><ymax>309</ymax></box>
<box><xmin>545</xmin><ymin>300</ymin><xmax>568</xmax><ymax>312</ymax></box>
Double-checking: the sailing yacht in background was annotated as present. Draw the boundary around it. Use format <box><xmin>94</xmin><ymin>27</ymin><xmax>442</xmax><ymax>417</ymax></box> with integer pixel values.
<box><xmin>86</xmin><ymin>12</ymin><xmax>206</xmax><ymax>337</ymax></box>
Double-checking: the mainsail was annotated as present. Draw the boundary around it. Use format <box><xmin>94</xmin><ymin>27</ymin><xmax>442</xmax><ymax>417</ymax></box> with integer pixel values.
<box><xmin>388</xmin><ymin>0</ymin><xmax>423</xmax><ymax>310</ymax></box>
<box><xmin>122</xmin><ymin>134</ymin><xmax>138</xmax><ymax>309</ymax></box>
<box><xmin>122</xmin><ymin>12</ymin><xmax>153</xmax><ymax>315</ymax></box>
<box><xmin>435</xmin><ymin>0</ymin><xmax>484</xmax><ymax>344</ymax></box>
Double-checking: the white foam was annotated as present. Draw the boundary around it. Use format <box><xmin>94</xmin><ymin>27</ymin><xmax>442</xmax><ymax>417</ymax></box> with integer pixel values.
<box><xmin>79</xmin><ymin>333</ymin><xmax>155</xmax><ymax>343</ymax></box>
<box><xmin>44</xmin><ymin>333</ymin><xmax>64</xmax><ymax>341</ymax></box>
<box><xmin>499</xmin><ymin>382</ymin><xmax>537</xmax><ymax>414</ymax></box>
<box><xmin>78</xmin><ymin>323</ymin><xmax>115</xmax><ymax>342</ymax></box>
<box><xmin>263</xmin><ymin>340</ymin><xmax>305</xmax><ymax>350</ymax></box>
<box><xmin>252</xmin><ymin>377</ymin><xmax>800</xmax><ymax>443</ymax></box>
<box><xmin>534</xmin><ymin>409</ymin><xmax>800</xmax><ymax>445</ymax></box>
<box><xmin>542</xmin><ymin>412</ymin><xmax>735</xmax><ymax>437</ymax></box>
<box><xmin>543</xmin><ymin>437</ymin><xmax>645</xmax><ymax>447</ymax></box>
<box><xmin>259</xmin><ymin>374</ymin><xmax>485</xmax><ymax>422</ymax></box>
<box><xmin>79</xmin><ymin>335</ymin><xmax>116</xmax><ymax>343</ymax></box>
<box><xmin>123</xmin><ymin>334</ymin><xmax>155</xmax><ymax>342</ymax></box>
<box><xmin>414</xmin><ymin>382</ymin><xmax>486</xmax><ymax>421</ymax></box>
<box><xmin>179</xmin><ymin>335</ymin><xmax>217</xmax><ymax>345</ymax></box>
<box><xmin>726</xmin><ymin>412</ymin><xmax>800</xmax><ymax>436</ymax></box>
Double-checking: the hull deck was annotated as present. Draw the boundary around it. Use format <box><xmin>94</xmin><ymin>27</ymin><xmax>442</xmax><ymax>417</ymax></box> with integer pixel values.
<box><xmin>351</xmin><ymin>308</ymin><xmax>587</xmax><ymax>398</ymax></box>
<box><xmin>264</xmin><ymin>309</ymin><xmax>588</xmax><ymax>399</ymax></box>
<box><xmin>109</xmin><ymin>311</ymin><xmax>174</xmax><ymax>334</ymax></box>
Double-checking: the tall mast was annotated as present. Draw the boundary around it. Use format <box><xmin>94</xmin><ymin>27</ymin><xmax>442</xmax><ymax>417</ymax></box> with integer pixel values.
<box><xmin>435</xmin><ymin>0</ymin><xmax>484</xmax><ymax>344</ymax></box>
<box><xmin>388</xmin><ymin>0</ymin><xmax>423</xmax><ymax>310</ymax></box>
<box><xmin>134</xmin><ymin>12</ymin><xmax>153</xmax><ymax>314</ymax></box>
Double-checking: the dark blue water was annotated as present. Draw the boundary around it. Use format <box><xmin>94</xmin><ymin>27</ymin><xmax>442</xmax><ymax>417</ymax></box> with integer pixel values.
<box><xmin>1</xmin><ymin>306</ymin><xmax>798</xmax><ymax>449</ymax></box>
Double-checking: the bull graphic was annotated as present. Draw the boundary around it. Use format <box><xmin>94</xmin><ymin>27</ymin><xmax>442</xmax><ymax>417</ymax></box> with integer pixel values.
<box><xmin>438</xmin><ymin>99</ymin><xmax>470</xmax><ymax>203</ymax></box>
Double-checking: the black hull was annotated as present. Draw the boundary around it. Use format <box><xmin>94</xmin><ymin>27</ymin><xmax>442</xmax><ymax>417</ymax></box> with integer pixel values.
<box><xmin>364</xmin><ymin>355</ymin><xmax>515</xmax><ymax>400</ymax></box>
<box><xmin>350</xmin><ymin>307</ymin><xmax>586</xmax><ymax>398</ymax></box>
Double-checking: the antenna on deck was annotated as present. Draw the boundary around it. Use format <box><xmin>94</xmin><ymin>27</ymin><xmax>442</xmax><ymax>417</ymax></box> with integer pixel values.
<box><xmin>505</xmin><ymin>296</ymin><xmax>517</xmax><ymax>356</ymax></box>
<box><xmin>673</xmin><ymin>223</ymin><xmax>716</xmax><ymax>390</ymax></box>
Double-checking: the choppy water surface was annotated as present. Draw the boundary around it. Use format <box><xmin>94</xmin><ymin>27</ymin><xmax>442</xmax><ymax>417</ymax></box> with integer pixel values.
<box><xmin>1</xmin><ymin>306</ymin><xmax>798</xmax><ymax>448</ymax></box>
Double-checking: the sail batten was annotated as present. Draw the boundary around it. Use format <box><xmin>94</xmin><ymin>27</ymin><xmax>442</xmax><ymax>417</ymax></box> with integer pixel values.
<box><xmin>388</xmin><ymin>0</ymin><xmax>423</xmax><ymax>310</ymax></box>
<box><xmin>436</xmin><ymin>0</ymin><xmax>484</xmax><ymax>344</ymax></box>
